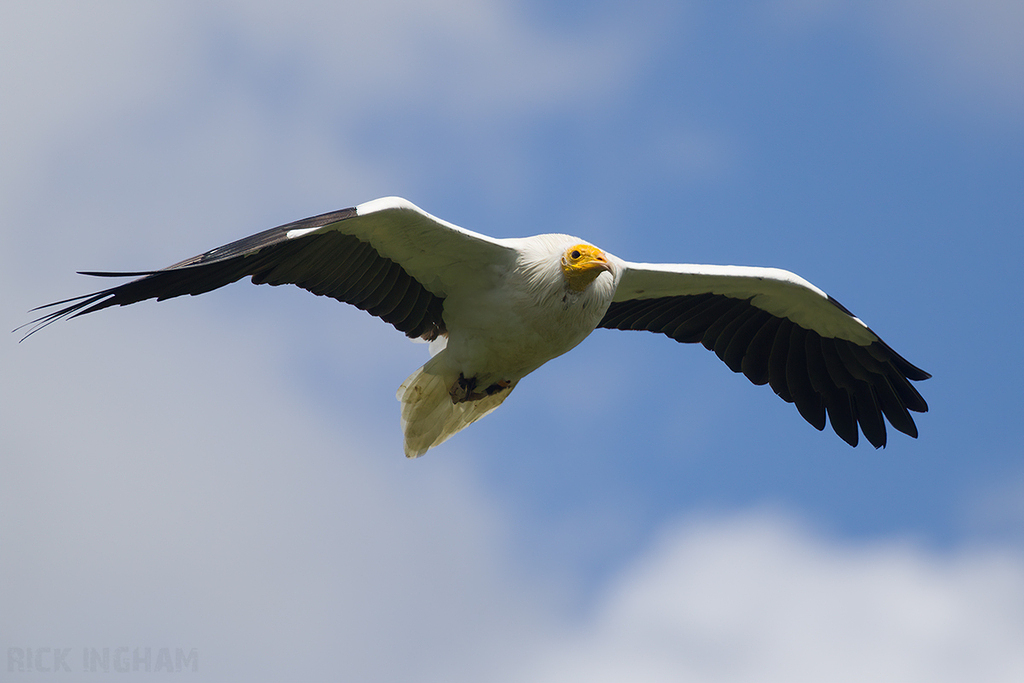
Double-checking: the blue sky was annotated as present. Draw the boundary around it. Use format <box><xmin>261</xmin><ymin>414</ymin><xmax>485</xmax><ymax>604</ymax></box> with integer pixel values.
<box><xmin>2</xmin><ymin>1</ymin><xmax>1023</xmax><ymax>680</ymax></box>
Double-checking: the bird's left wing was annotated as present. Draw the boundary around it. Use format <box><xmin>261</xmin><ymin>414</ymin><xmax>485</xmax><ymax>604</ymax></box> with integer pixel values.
<box><xmin>599</xmin><ymin>261</ymin><xmax>930</xmax><ymax>448</ymax></box>
<box><xmin>22</xmin><ymin>197</ymin><xmax>517</xmax><ymax>341</ymax></box>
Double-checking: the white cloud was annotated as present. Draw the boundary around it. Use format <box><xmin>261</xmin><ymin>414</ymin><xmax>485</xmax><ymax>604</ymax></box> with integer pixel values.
<box><xmin>0</xmin><ymin>0</ymin><xmax>643</xmax><ymax>138</ymax></box>
<box><xmin>0</xmin><ymin>0</ymin><xmax>670</xmax><ymax>269</ymax></box>
<box><xmin>516</xmin><ymin>511</ymin><xmax>1024</xmax><ymax>683</ymax></box>
<box><xmin>5</xmin><ymin>397</ymin><xmax>1024</xmax><ymax>683</ymax></box>
<box><xmin>213</xmin><ymin>0</ymin><xmax>649</xmax><ymax>117</ymax></box>
<box><xmin>0</xmin><ymin>304</ymin><xmax>554</xmax><ymax>682</ymax></box>
<box><xmin>0</xmin><ymin>3</ymin><xmax>194</xmax><ymax>191</ymax></box>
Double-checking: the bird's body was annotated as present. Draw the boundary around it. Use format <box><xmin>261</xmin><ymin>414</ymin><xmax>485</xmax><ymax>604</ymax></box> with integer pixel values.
<box><xmin>396</xmin><ymin>233</ymin><xmax>620</xmax><ymax>454</ymax></box>
<box><xmin>443</xmin><ymin>233</ymin><xmax>618</xmax><ymax>381</ymax></box>
<box><xmin>22</xmin><ymin>197</ymin><xmax>930</xmax><ymax>456</ymax></box>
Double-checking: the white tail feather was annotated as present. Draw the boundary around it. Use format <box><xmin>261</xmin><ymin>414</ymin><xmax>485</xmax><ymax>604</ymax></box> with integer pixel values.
<box><xmin>396</xmin><ymin>354</ymin><xmax>515</xmax><ymax>458</ymax></box>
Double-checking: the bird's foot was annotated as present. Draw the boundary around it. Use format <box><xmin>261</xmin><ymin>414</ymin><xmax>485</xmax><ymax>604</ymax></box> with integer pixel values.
<box><xmin>450</xmin><ymin>375</ymin><xmax>511</xmax><ymax>404</ymax></box>
<box><xmin>449</xmin><ymin>374</ymin><xmax>476</xmax><ymax>403</ymax></box>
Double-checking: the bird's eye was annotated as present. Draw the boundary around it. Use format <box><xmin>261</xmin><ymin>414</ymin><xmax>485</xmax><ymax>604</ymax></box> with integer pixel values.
<box><xmin>570</xmin><ymin>250</ymin><xmax>582</xmax><ymax>260</ymax></box>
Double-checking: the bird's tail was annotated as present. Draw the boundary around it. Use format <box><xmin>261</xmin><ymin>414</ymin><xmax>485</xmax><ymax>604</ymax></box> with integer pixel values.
<box><xmin>396</xmin><ymin>354</ymin><xmax>515</xmax><ymax>458</ymax></box>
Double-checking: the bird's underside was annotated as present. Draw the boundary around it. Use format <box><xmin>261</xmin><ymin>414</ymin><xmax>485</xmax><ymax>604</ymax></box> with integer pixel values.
<box><xmin>20</xmin><ymin>196</ymin><xmax>930</xmax><ymax>456</ymax></box>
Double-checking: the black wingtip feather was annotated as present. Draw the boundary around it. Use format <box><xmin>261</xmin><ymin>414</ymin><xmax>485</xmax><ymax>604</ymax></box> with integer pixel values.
<box><xmin>827</xmin><ymin>392</ymin><xmax>859</xmax><ymax>447</ymax></box>
<box><xmin>767</xmin><ymin>321</ymin><xmax>794</xmax><ymax>403</ymax></box>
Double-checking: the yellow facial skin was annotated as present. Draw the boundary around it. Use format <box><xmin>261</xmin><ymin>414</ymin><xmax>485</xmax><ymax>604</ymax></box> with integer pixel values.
<box><xmin>561</xmin><ymin>244</ymin><xmax>612</xmax><ymax>292</ymax></box>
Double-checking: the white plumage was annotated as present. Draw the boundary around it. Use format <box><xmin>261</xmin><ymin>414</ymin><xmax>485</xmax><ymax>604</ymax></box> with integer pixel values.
<box><xmin>23</xmin><ymin>197</ymin><xmax>930</xmax><ymax>456</ymax></box>
<box><xmin>397</xmin><ymin>233</ymin><xmax>619</xmax><ymax>455</ymax></box>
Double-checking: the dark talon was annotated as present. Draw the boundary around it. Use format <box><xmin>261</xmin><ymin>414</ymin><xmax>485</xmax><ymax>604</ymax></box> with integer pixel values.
<box><xmin>450</xmin><ymin>374</ymin><xmax>511</xmax><ymax>403</ymax></box>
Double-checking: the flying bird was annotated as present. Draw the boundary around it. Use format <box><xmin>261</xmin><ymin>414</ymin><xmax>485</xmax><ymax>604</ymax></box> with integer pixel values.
<box><xmin>23</xmin><ymin>197</ymin><xmax>929</xmax><ymax>457</ymax></box>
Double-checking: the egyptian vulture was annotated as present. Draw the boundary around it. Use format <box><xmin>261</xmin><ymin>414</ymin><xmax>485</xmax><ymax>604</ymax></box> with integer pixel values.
<box><xmin>24</xmin><ymin>197</ymin><xmax>929</xmax><ymax>457</ymax></box>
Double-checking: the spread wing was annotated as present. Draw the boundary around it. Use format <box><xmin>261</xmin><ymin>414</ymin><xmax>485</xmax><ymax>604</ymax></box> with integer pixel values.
<box><xmin>600</xmin><ymin>262</ymin><xmax>930</xmax><ymax>448</ymax></box>
<box><xmin>21</xmin><ymin>197</ymin><xmax>517</xmax><ymax>341</ymax></box>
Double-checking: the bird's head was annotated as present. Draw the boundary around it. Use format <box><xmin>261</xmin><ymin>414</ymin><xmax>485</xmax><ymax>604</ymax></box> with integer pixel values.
<box><xmin>561</xmin><ymin>244</ymin><xmax>613</xmax><ymax>292</ymax></box>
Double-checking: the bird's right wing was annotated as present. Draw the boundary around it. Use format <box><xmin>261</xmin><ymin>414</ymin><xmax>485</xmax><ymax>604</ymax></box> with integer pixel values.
<box><xmin>21</xmin><ymin>197</ymin><xmax>518</xmax><ymax>341</ymax></box>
